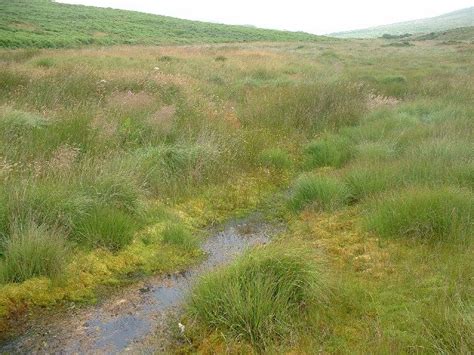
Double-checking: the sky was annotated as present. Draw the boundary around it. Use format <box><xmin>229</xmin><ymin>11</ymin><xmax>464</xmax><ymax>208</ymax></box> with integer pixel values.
<box><xmin>56</xmin><ymin>0</ymin><xmax>473</xmax><ymax>34</ymax></box>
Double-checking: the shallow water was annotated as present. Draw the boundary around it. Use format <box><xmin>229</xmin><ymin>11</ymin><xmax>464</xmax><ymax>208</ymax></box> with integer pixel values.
<box><xmin>1</xmin><ymin>219</ymin><xmax>272</xmax><ymax>354</ymax></box>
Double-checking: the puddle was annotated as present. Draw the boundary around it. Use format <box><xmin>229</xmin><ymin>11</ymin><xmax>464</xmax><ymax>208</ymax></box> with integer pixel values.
<box><xmin>1</xmin><ymin>218</ymin><xmax>273</xmax><ymax>354</ymax></box>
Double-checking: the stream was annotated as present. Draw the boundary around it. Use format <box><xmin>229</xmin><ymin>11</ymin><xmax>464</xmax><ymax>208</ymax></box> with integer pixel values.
<box><xmin>1</xmin><ymin>218</ymin><xmax>274</xmax><ymax>354</ymax></box>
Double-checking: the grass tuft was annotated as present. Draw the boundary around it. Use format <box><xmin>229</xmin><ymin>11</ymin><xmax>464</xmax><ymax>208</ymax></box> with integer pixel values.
<box><xmin>74</xmin><ymin>206</ymin><xmax>139</xmax><ymax>251</ymax></box>
<box><xmin>304</xmin><ymin>134</ymin><xmax>352</xmax><ymax>169</ymax></box>
<box><xmin>0</xmin><ymin>223</ymin><xmax>69</xmax><ymax>283</ymax></box>
<box><xmin>290</xmin><ymin>175</ymin><xmax>349</xmax><ymax>211</ymax></box>
<box><xmin>258</xmin><ymin>148</ymin><xmax>292</xmax><ymax>170</ymax></box>
<box><xmin>188</xmin><ymin>245</ymin><xmax>326</xmax><ymax>350</ymax></box>
<box><xmin>162</xmin><ymin>224</ymin><xmax>199</xmax><ymax>251</ymax></box>
<box><xmin>364</xmin><ymin>187</ymin><xmax>473</xmax><ymax>243</ymax></box>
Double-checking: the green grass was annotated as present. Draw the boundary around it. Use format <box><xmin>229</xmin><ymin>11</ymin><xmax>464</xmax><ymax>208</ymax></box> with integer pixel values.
<box><xmin>304</xmin><ymin>134</ymin><xmax>353</xmax><ymax>169</ymax></box>
<box><xmin>187</xmin><ymin>245</ymin><xmax>326</xmax><ymax>350</ymax></box>
<box><xmin>240</xmin><ymin>82</ymin><xmax>367</xmax><ymax>133</ymax></box>
<box><xmin>73</xmin><ymin>206</ymin><xmax>140</xmax><ymax>251</ymax></box>
<box><xmin>258</xmin><ymin>148</ymin><xmax>292</xmax><ymax>170</ymax></box>
<box><xmin>289</xmin><ymin>175</ymin><xmax>349</xmax><ymax>211</ymax></box>
<box><xmin>161</xmin><ymin>224</ymin><xmax>199</xmax><ymax>251</ymax></box>
<box><xmin>364</xmin><ymin>187</ymin><xmax>473</xmax><ymax>243</ymax></box>
<box><xmin>0</xmin><ymin>222</ymin><xmax>69</xmax><ymax>283</ymax></box>
<box><xmin>0</xmin><ymin>0</ymin><xmax>321</xmax><ymax>49</ymax></box>
<box><xmin>344</xmin><ymin>165</ymin><xmax>398</xmax><ymax>201</ymax></box>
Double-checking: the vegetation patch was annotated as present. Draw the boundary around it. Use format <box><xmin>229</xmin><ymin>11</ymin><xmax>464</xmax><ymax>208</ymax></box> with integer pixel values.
<box><xmin>0</xmin><ymin>28</ymin><xmax>472</xmax><ymax>352</ymax></box>
<box><xmin>162</xmin><ymin>224</ymin><xmax>199</xmax><ymax>252</ymax></box>
<box><xmin>0</xmin><ymin>223</ymin><xmax>69</xmax><ymax>283</ymax></box>
<box><xmin>187</xmin><ymin>245</ymin><xmax>327</xmax><ymax>350</ymax></box>
<box><xmin>258</xmin><ymin>148</ymin><xmax>292</xmax><ymax>170</ymax></box>
<box><xmin>289</xmin><ymin>175</ymin><xmax>349</xmax><ymax>211</ymax></box>
<box><xmin>304</xmin><ymin>134</ymin><xmax>353</xmax><ymax>168</ymax></box>
<box><xmin>73</xmin><ymin>206</ymin><xmax>140</xmax><ymax>251</ymax></box>
<box><xmin>0</xmin><ymin>0</ymin><xmax>321</xmax><ymax>48</ymax></box>
<box><xmin>364</xmin><ymin>187</ymin><xmax>473</xmax><ymax>243</ymax></box>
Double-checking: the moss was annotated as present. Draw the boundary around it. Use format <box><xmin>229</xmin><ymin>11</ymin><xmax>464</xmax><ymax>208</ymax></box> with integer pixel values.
<box><xmin>0</xmin><ymin>218</ymin><xmax>198</xmax><ymax>319</ymax></box>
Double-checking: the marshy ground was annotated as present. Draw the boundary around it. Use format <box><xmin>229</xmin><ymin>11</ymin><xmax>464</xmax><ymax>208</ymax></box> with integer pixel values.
<box><xmin>2</xmin><ymin>218</ymin><xmax>273</xmax><ymax>353</ymax></box>
<box><xmin>0</xmin><ymin>38</ymin><xmax>473</xmax><ymax>352</ymax></box>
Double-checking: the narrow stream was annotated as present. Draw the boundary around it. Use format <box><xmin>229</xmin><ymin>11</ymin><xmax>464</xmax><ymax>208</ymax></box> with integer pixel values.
<box><xmin>1</xmin><ymin>218</ymin><xmax>273</xmax><ymax>354</ymax></box>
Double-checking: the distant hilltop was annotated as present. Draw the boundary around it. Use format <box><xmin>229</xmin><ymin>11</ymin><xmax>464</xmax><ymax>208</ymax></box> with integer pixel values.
<box><xmin>331</xmin><ymin>7</ymin><xmax>474</xmax><ymax>38</ymax></box>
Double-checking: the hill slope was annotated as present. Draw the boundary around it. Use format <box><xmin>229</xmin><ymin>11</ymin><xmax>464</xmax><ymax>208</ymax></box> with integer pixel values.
<box><xmin>0</xmin><ymin>0</ymin><xmax>321</xmax><ymax>48</ymax></box>
<box><xmin>414</xmin><ymin>26</ymin><xmax>474</xmax><ymax>41</ymax></box>
<box><xmin>331</xmin><ymin>7</ymin><xmax>474</xmax><ymax>38</ymax></box>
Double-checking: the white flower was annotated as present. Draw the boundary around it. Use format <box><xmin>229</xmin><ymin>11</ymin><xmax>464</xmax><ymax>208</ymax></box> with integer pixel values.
<box><xmin>154</xmin><ymin>67</ymin><xmax>160</xmax><ymax>70</ymax></box>
<box><xmin>178</xmin><ymin>322</ymin><xmax>185</xmax><ymax>334</ymax></box>
<box><xmin>99</xmin><ymin>79</ymin><xmax>107</xmax><ymax>83</ymax></box>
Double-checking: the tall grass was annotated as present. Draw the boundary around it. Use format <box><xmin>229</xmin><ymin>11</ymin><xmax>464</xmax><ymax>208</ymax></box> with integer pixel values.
<box><xmin>0</xmin><ymin>223</ymin><xmax>69</xmax><ymax>283</ymax></box>
<box><xmin>188</xmin><ymin>245</ymin><xmax>327</xmax><ymax>350</ymax></box>
<box><xmin>364</xmin><ymin>187</ymin><xmax>473</xmax><ymax>243</ymax></box>
<box><xmin>239</xmin><ymin>82</ymin><xmax>366</xmax><ymax>134</ymax></box>
<box><xmin>304</xmin><ymin>134</ymin><xmax>353</xmax><ymax>168</ymax></box>
<box><xmin>162</xmin><ymin>224</ymin><xmax>199</xmax><ymax>251</ymax></box>
<box><xmin>258</xmin><ymin>148</ymin><xmax>292</xmax><ymax>170</ymax></box>
<box><xmin>344</xmin><ymin>164</ymin><xmax>399</xmax><ymax>201</ymax></box>
<box><xmin>289</xmin><ymin>175</ymin><xmax>349</xmax><ymax>211</ymax></box>
<box><xmin>73</xmin><ymin>206</ymin><xmax>139</xmax><ymax>251</ymax></box>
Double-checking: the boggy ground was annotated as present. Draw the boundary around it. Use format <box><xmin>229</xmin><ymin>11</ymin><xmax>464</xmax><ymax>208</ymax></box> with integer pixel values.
<box><xmin>1</xmin><ymin>217</ymin><xmax>274</xmax><ymax>353</ymax></box>
<box><xmin>0</xmin><ymin>38</ymin><xmax>473</xmax><ymax>352</ymax></box>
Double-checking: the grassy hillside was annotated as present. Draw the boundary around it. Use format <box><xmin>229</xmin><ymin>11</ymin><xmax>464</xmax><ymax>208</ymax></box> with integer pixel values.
<box><xmin>332</xmin><ymin>7</ymin><xmax>474</xmax><ymax>38</ymax></box>
<box><xmin>415</xmin><ymin>26</ymin><xmax>474</xmax><ymax>41</ymax></box>
<box><xmin>0</xmin><ymin>0</ymin><xmax>321</xmax><ymax>48</ymax></box>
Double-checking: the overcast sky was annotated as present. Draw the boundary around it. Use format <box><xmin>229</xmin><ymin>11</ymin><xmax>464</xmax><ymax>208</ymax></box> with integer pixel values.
<box><xmin>56</xmin><ymin>0</ymin><xmax>473</xmax><ymax>34</ymax></box>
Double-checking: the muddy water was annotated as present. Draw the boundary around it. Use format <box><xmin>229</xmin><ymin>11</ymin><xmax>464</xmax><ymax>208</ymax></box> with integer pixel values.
<box><xmin>1</xmin><ymin>219</ymin><xmax>273</xmax><ymax>354</ymax></box>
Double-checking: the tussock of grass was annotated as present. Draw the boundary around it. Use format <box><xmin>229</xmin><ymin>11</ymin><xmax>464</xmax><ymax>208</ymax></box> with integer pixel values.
<box><xmin>0</xmin><ymin>69</ymin><xmax>29</xmax><ymax>95</ymax></box>
<box><xmin>364</xmin><ymin>187</ymin><xmax>473</xmax><ymax>243</ymax></box>
<box><xmin>345</xmin><ymin>165</ymin><xmax>398</xmax><ymax>201</ymax></box>
<box><xmin>188</xmin><ymin>245</ymin><xmax>326</xmax><ymax>350</ymax></box>
<box><xmin>423</xmin><ymin>301</ymin><xmax>474</xmax><ymax>353</ymax></box>
<box><xmin>0</xmin><ymin>107</ymin><xmax>49</xmax><ymax>135</ymax></box>
<box><xmin>84</xmin><ymin>171</ymin><xmax>144</xmax><ymax>214</ymax></box>
<box><xmin>35</xmin><ymin>57</ymin><xmax>55</xmax><ymax>68</ymax></box>
<box><xmin>162</xmin><ymin>224</ymin><xmax>199</xmax><ymax>251</ymax></box>
<box><xmin>74</xmin><ymin>206</ymin><xmax>139</xmax><ymax>251</ymax></box>
<box><xmin>7</xmin><ymin>181</ymin><xmax>91</xmax><ymax>233</ymax></box>
<box><xmin>304</xmin><ymin>134</ymin><xmax>353</xmax><ymax>168</ymax></box>
<box><xmin>290</xmin><ymin>175</ymin><xmax>349</xmax><ymax>211</ymax></box>
<box><xmin>0</xmin><ymin>223</ymin><xmax>69</xmax><ymax>283</ymax></box>
<box><xmin>377</xmin><ymin>75</ymin><xmax>408</xmax><ymax>97</ymax></box>
<box><xmin>258</xmin><ymin>148</ymin><xmax>292</xmax><ymax>170</ymax></box>
<box><xmin>240</xmin><ymin>82</ymin><xmax>366</xmax><ymax>133</ymax></box>
<box><xmin>131</xmin><ymin>143</ymin><xmax>223</xmax><ymax>197</ymax></box>
<box><xmin>355</xmin><ymin>141</ymin><xmax>398</xmax><ymax>161</ymax></box>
